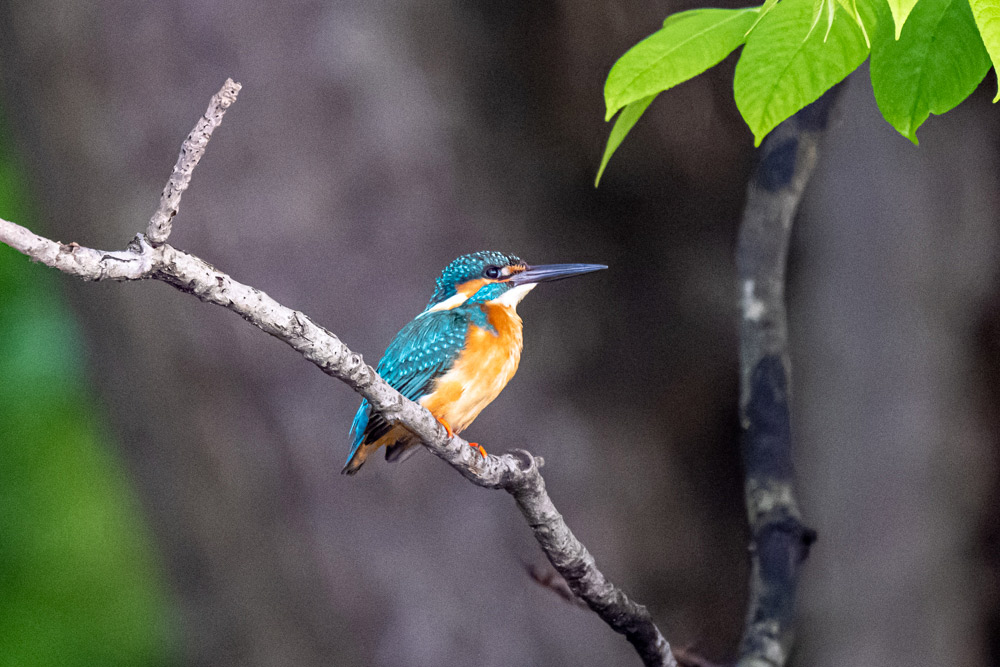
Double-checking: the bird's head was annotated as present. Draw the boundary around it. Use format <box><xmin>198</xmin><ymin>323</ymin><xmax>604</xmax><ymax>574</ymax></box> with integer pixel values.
<box><xmin>424</xmin><ymin>251</ymin><xmax>606</xmax><ymax>313</ymax></box>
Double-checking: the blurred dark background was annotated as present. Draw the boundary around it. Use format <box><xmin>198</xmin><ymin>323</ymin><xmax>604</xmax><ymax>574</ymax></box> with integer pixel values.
<box><xmin>0</xmin><ymin>1</ymin><xmax>996</xmax><ymax>666</ymax></box>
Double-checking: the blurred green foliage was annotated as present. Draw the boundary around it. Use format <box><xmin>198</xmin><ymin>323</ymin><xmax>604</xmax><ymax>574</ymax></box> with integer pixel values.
<box><xmin>0</xmin><ymin>129</ymin><xmax>172</xmax><ymax>665</ymax></box>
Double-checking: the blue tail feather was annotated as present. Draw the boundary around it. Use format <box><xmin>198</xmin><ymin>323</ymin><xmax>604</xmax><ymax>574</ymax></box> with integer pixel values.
<box><xmin>345</xmin><ymin>399</ymin><xmax>370</xmax><ymax>466</ymax></box>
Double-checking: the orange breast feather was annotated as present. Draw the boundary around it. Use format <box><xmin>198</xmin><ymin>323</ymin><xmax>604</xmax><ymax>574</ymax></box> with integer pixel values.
<box><xmin>420</xmin><ymin>304</ymin><xmax>523</xmax><ymax>433</ymax></box>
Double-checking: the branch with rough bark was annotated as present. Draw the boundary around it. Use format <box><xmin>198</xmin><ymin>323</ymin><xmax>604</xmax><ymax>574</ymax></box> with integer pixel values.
<box><xmin>0</xmin><ymin>79</ymin><xmax>676</xmax><ymax>667</ymax></box>
<box><xmin>671</xmin><ymin>96</ymin><xmax>829</xmax><ymax>667</ymax></box>
<box><xmin>732</xmin><ymin>95</ymin><xmax>835</xmax><ymax>667</ymax></box>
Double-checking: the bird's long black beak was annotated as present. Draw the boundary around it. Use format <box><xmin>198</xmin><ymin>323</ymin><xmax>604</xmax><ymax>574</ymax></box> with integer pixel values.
<box><xmin>508</xmin><ymin>263</ymin><xmax>607</xmax><ymax>286</ymax></box>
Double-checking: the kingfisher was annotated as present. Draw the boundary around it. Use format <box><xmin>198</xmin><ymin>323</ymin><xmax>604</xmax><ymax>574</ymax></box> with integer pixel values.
<box><xmin>343</xmin><ymin>251</ymin><xmax>606</xmax><ymax>475</ymax></box>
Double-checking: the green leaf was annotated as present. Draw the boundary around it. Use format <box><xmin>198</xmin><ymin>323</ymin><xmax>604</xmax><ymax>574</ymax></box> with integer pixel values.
<box><xmin>595</xmin><ymin>95</ymin><xmax>656</xmax><ymax>187</ymax></box>
<box><xmin>745</xmin><ymin>0</ymin><xmax>781</xmax><ymax>36</ymax></box>
<box><xmin>885</xmin><ymin>0</ymin><xmax>919</xmax><ymax>38</ymax></box>
<box><xmin>870</xmin><ymin>0</ymin><xmax>991</xmax><ymax>143</ymax></box>
<box><xmin>805</xmin><ymin>0</ymin><xmax>838</xmax><ymax>43</ymax></box>
<box><xmin>734</xmin><ymin>0</ymin><xmax>870</xmax><ymax>146</ymax></box>
<box><xmin>605</xmin><ymin>8</ymin><xmax>759</xmax><ymax>121</ymax></box>
<box><xmin>836</xmin><ymin>0</ymin><xmax>872</xmax><ymax>46</ymax></box>
<box><xmin>969</xmin><ymin>0</ymin><xmax>1000</xmax><ymax>101</ymax></box>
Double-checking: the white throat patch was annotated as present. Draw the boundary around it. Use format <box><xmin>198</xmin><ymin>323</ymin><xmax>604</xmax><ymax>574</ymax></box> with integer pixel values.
<box><xmin>423</xmin><ymin>282</ymin><xmax>536</xmax><ymax>314</ymax></box>
<box><xmin>424</xmin><ymin>292</ymin><xmax>469</xmax><ymax>313</ymax></box>
<box><xmin>491</xmin><ymin>283</ymin><xmax>536</xmax><ymax>310</ymax></box>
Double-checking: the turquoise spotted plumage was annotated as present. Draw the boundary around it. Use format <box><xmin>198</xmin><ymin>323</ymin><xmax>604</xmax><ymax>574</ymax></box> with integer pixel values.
<box><xmin>343</xmin><ymin>251</ymin><xmax>606</xmax><ymax>475</ymax></box>
<box><xmin>347</xmin><ymin>306</ymin><xmax>489</xmax><ymax>464</ymax></box>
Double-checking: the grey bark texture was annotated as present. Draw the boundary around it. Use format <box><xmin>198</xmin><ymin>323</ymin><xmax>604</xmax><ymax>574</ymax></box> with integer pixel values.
<box><xmin>733</xmin><ymin>96</ymin><xmax>834</xmax><ymax>667</ymax></box>
<box><xmin>146</xmin><ymin>81</ymin><xmax>242</xmax><ymax>244</ymax></box>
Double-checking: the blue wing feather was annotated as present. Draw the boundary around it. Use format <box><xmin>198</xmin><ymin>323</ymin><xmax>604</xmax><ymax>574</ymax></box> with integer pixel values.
<box><xmin>345</xmin><ymin>307</ymin><xmax>485</xmax><ymax>466</ymax></box>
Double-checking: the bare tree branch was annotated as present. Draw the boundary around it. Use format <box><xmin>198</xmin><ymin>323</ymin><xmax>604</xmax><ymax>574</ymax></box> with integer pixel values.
<box><xmin>734</xmin><ymin>94</ymin><xmax>834</xmax><ymax>667</ymax></box>
<box><xmin>0</xmin><ymin>80</ymin><xmax>676</xmax><ymax>667</ymax></box>
<box><xmin>146</xmin><ymin>78</ymin><xmax>241</xmax><ymax>245</ymax></box>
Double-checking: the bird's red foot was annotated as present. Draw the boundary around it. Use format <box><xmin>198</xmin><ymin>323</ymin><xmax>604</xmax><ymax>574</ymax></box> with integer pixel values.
<box><xmin>435</xmin><ymin>416</ymin><xmax>456</xmax><ymax>438</ymax></box>
<box><xmin>434</xmin><ymin>417</ymin><xmax>485</xmax><ymax>458</ymax></box>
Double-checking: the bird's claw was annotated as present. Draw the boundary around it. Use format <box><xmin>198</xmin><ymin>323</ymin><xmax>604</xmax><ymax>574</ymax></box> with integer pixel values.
<box><xmin>434</xmin><ymin>416</ymin><xmax>485</xmax><ymax>458</ymax></box>
<box><xmin>435</xmin><ymin>416</ymin><xmax>456</xmax><ymax>438</ymax></box>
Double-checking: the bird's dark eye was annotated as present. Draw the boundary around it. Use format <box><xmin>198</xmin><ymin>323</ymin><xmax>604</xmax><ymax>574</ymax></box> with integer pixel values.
<box><xmin>483</xmin><ymin>266</ymin><xmax>502</xmax><ymax>279</ymax></box>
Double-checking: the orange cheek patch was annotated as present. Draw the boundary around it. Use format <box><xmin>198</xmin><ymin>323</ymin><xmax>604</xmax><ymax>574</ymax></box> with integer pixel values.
<box><xmin>456</xmin><ymin>278</ymin><xmax>488</xmax><ymax>296</ymax></box>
